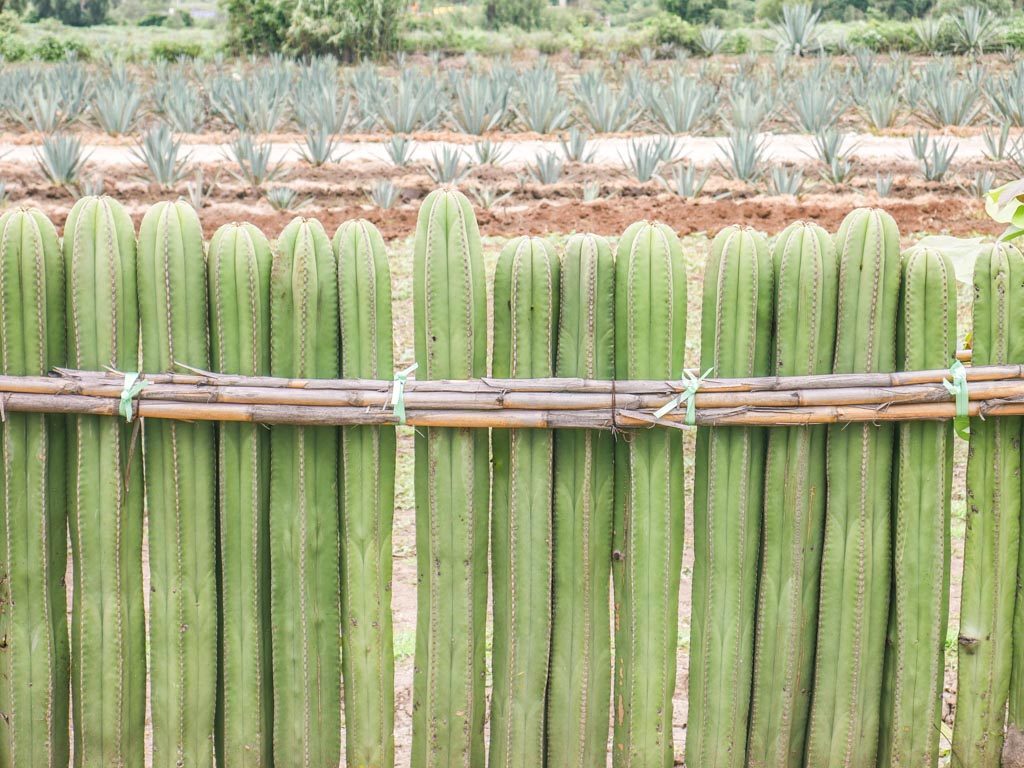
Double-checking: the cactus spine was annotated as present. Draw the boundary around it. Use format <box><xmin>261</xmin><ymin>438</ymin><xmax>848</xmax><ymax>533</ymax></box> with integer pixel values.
<box><xmin>612</xmin><ymin>221</ymin><xmax>686</xmax><ymax>768</ymax></box>
<box><xmin>208</xmin><ymin>223</ymin><xmax>273</xmax><ymax>768</ymax></box>
<box><xmin>334</xmin><ymin>219</ymin><xmax>395</xmax><ymax>768</ymax></box>
<box><xmin>0</xmin><ymin>208</ymin><xmax>69</xmax><ymax>768</ymax></box>
<box><xmin>746</xmin><ymin>222</ymin><xmax>836</xmax><ymax>768</ymax></box>
<box><xmin>63</xmin><ymin>197</ymin><xmax>145</xmax><ymax>768</ymax></box>
<box><xmin>953</xmin><ymin>241</ymin><xmax>1024</xmax><ymax>768</ymax></box>
<box><xmin>269</xmin><ymin>217</ymin><xmax>342</xmax><ymax>768</ymax></box>
<box><xmin>490</xmin><ymin>236</ymin><xmax>559</xmax><ymax>768</ymax></box>
<box><xmin>546</xmin><ymin>234</ymin><xmax>615</xmax><ymax>768</ymax></box>
<box><xmin>687</xmin><ymin>225</ymin><xmax>773</xmax><ymax>768</ymax></box>
<box><xmin>138</xmin><ymin>200</ymin><xmax>218</xmax><ymax>768</ymax></box>
<box><xmin>878</xmin><ymin>247</ymin><xmax>955</xmax><ymax>768</ymax></box>
<box><xmin>411</xmin><ymin>188</ymin><xmax>489</xmax><ymax>768</ymax></box>
<box><xmin>805</xmin><ymin>208</ymin><xmax>901</xmax><ymax>768</ymax></box>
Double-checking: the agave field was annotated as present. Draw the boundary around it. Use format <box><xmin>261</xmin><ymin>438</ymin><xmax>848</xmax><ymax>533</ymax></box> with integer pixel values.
<box><xmin>0</xmin><ymin>44</ymin><xmax>1021</xmax><ymax>236</ymax></box>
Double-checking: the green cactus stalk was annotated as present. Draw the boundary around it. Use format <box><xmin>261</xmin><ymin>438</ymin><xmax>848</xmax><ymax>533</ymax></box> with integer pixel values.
<box><xmin>208</xmin><ymin>223</ymin><xmax>273</xmax><ymax>768</ymax></box>
<box><xmin>411</xmin><ymin>188</ymin><xmax>489</xmax><ymax>768</ymax></box>
<box><xmin>269</xmin><ymin>216</ymin><xmax>342</xmax><ymax>768</ymax></box>
<box><xmin>746</xmin><ymin>222</ymin><xmax>836</xmax><ymax>768</ymax></box>
<box><xmin>490</xmin><ymin>236</ymin><xmax>559</xmax><ymax>768</ymax></box>
<box><xmin>805</xmin><ymin>207</ymin><xmax>901</xmax><ymax>768</ymax></box>
<box><xmin>63</xmin><ymin>196</ymin><xmax>145</xmax><ymax>768</ymax></box>
<box><xmin>0</xmin><ymin>208</ymin><xmax>69</xmax><ymax>768</ymax></box>
<box><xmin>878</xmin><ymin>247</ymin><xmax>955</xmax><ymax>768</ymax></box>
<box><xmin>953</xmin><ymin>241</ymin><xmax>1024</xmax><ymax>768</ymax></box>
<box><xmin>546</xmin><ymin>233</ymin><xmax>615</xmax><ymax>768</ymax></box>
<box><xmin>334</xmin><ymin>219</ymin><xmax>395</xmax><ymax>768</ymax></box>
<box><xmin>687</xmin><ymin>225</ymin><xmax>773</xmax><ymax>768</ymax></box>
<box><xmin>612</xmin><ymin>220</ymin><xmax>686</xmax><ymax>768</ymax></box>
<box><xmin>138</xmin><ymin>200</ymin><xmax>218</xmax><ymax>768</ymax></box>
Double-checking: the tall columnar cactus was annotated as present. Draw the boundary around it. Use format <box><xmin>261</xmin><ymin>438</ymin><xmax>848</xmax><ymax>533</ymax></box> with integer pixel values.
<box><xmin>746</xmin><ymin>222</ymin><xmax>836</xmax><ymax>768</ymax></box>
<box><xmin>208</xmin><ymin>223</ymin><xmax>273</xmax><ymax>768</ymax></box>
<box><xmin>490</xmin><ymin>236</ymin><xmax>559</xmax><ymax>768</ymax></box>
<box><xmin>334</xmin><ymin>219</ymin><xmax>396</xmax><ymax>768</ymax></box>
<box><xmin>953</xmin><ymin>241</ymin><xmax>1024</xmax><ymax>768</ymax></box>
<box><xmin>687</xmin><ymin>225</ymin><xmax>773</xmax><ymax>768</ymax></box>
<box><xmin>878</xmin><ymin>247</ymin><xmax>955</xmax><ymax>768</ymax></box>
<box><xmin>411</xmin><ymin>188</ymin><xmax>489</xmax><ymax>768</ymax></box>
<box><xmin>269</xmin><ymin>217</ymin><xmax>342</xmax><ymax>768</ymax></box>
<box><xmin>612</xmin><ymin>221</ymin><xmax>686</xmax><ymax>768</ymax></box>
<box><xmin>63</xmin><ymin>196</ymin><xmax>145</xmax><ymax>768</ymax></box>
<box><xmin>138</xmin><ymin>200</ymin><xmax>218</xmax><ymax>768</ymax></box>
<box><xmin>546</xmin><ymin>233</ymin><xmax>615</xmax><ymax>768</ymax></box>
<box><xmin>805</xmin><ymin>208</ymin><xmax>901</xmax><ymax>768</ymax></box>
<box><xmin>0</xmin><ymin>208</ymin><xmax>69</xmax><ymax>768</ymax></box>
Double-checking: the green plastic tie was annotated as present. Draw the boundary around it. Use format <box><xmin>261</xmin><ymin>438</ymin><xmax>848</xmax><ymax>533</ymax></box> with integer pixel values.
<box><xmin>119</xmin><ymin>372</ymin><xmax>150</xmax><ymax>422</ymax></box>
<box><xmin>654</xmin><ymin>367</ymin><xmax>713</xmax><ymax>426</ymax></box>
<box><xmin>390</xmin><ymin>363</ymin><xmax>418</xmax><ymax>425</ymax></box>
<box><xmin>942</xmin><ymin>359</ymin><xmax>970</xmax><ymax>441</ymax></box>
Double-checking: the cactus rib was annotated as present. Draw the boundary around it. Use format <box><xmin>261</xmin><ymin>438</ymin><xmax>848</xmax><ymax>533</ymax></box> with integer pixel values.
<box><xmin>411</xmin><ymin>188</ymin><xmax>489</xmax><ymax>768</ymax></box>
<box><xmin>878</xmin><ymin>247</ymin><xmax>955</xmax><ymax>768</ymax></box>
<box><xmin>490</xmin><ymin>236</ymin><xmax>559</xmax><ymax>768</ymax></box>
<box><xmin>612</xmin><ymin>221</ymin><xmax>686</xmax><ymax>768</ymax></box>
<box><xmin>688</xmin><ymin>225</ymin><xmax>773</xmax><ymax>768</ymax></box>
<box><xmin>334</xmin><ymin>219</ymin><xmax>396</xmax><ymax>768</ymax></box>
<box><xmin>208</xmin><ymin>223</ymin><xmax>273</xmax><ymax>768</ymax></box>
<box><xmin>269</xmin><ymin>216</ymin><xmax>342</xmax><ymax>768</ymax></box>
<box><xmin>63</xmin><ymin>196</ymin><xmax>145</xmax><ymax>768</ymax></box>
<box><xmin>746</xmin><ymin>222</ymin><xmax>836</xmax><ymax>768</ymax></box>
<box><xmin>805</xmin><ymin>208</ymin><xmax>901</xmax><ymax>768</ymax></box>
<box><xmin>546</xmin><ymin>233</ymin><xmax>615</xmax><ymax>768</ymax></box>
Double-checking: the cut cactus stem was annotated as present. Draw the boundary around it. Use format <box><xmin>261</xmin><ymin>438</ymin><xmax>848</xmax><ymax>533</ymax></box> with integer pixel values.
<box><xmin>805</xmin><ymin>208</ymin><xmax>901</xmax><ymax>768</ymax></box>
<box><xmin>334</xmin><ymin>219</ymin><xmax>397</xmax><ymax>768</ymax></box>
<box><xmin>953</xmin><ymin>241</ymin><xmax>1024</xmax><ymax>768</ymax></box>
<box><xmin>208</xmin><ymin>222</ymin><xmax>274</xmax><ymax>768</ymax></box>
<box><xmin>878</xmin><ymin>246</ymin><xmax>955</xmax><ymax>768</ymax></box>
<box><xmin>490</xmin><ymin>236</ymin><xmax>559</xmax><ymax>768</ymax></box>
<box><xmin>0</xmin><ymin>207</ymin><xmax>70</xmax><ymax>768</ymax></box>
<box><xmin>546</xmin><ymin>234</ymin><xmax>615</xmax><ymax>768</ymax></box>
<box><xmin>747</xmin><ymin>222</ymin><xmax>836</xmax><ymax>768</ymax></box>
<box><xmin>269</xmin><ymin>216</ymin><xmax>342</xmax><ymax>768</ymax></box>
<box><xmin>411</xmin><ymin>188</ymin><xmax>489</xmax><ymax>768</ymax></box>
<box><xmin>612</xmin><ymin>220</ymin><xmax>686</xmax><ymax>768</ymax></box>
<box><xmin>63</xmin><ymin>196</ymin><xmax>146</xmax><ymax>768</ymax></box>
<box><xmin>138</xmin><ymin>200</ymin><xmax>218</xmax><ymax>768</ymax></box>
<box><xmin>688</xmin><ymin>224</ymin><xmax>773</xmax><ymax>768</ymax></box>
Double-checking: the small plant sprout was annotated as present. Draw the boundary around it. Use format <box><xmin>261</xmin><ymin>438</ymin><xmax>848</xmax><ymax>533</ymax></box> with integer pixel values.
<box><xmin>527</xmin><ymin>151</ymin><xmax>565</xmax><ymax>185</ymax></box>
<box><xmin>264</xmin><ymin>186</ymin><xmax>313</xmax><ymax>213</ymax></box>
<box><xmin>660</xmin><ymin>162</ymin><xmax>710</xmax><ymax>198</ymax></box>
<box><xmin>427</xmin><ymin>145</ymin><xmax>470</xmax><ymax>184</ymax></box>
<box><xmin>369</xmin><ymin>178</ymin><xmax>400</xmax><ymax>209</ymax></box>
<box><xmin>384</xmin><ymin>135</ymin><xmax>416</xmax><ymax>167</ymax></box>
<box><xmin>133</xmin><ymin>123</ymin><xmax>191</xmax><ymax>189</ymax></box>
<box><xmin>770</xmin><ymin>164</ymin><xmax>805</xmax><ymax>196</ymax></box>
<box><xmin>467</xmin><ymin>185</ymin><xmax>512</xmax><ymax>210</ymax></box>
<box><xmin>875</xmin><ymin>171</ymin><xmax>895</xmax><ymax>197</ymax></box>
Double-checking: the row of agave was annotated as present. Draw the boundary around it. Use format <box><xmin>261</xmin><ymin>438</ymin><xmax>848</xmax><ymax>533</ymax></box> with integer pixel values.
<box><xmin>1</xmin><ymin>51</ymin><xmax>1023</xmax><ymax>137</ymax></box>
<box><xmin>0</xmin><ymin>190</ymin><xmax>1016</xmax><ymax>768</ymax></box>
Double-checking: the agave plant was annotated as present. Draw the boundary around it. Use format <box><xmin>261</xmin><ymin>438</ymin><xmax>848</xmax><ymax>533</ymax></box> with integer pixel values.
<box><xmin>516</xmin><ymin>65</ymin><xmax>571</xmax><ymax>134</ymax></box>
<box><xmin>952</xmin><ymin>5</ymin><xmax>997</xmax><ymax>57</ymax></box>
<box><xmin>208</xmin><ymin>67</ymin><xmax>291</xmax><ymax>134</ymax></box>
<box><xmin>645</xmin><ymin>72</ymin><xmax>717</xmax><ymax>134</ymax></box>
<box><xmin>913</xmin><ymin>18</ymin><xmax>943</xmax><ymax>53</ymax></box>
<box><xmin>467</xmin><ymin>184</ymin><xmax>513</xmax><ymax>210</ymax></box>
<box><xmin>369</xmin><ymin>178</ymin><xmax>400</xmax><ymax>209</ymax></box>
<box><xmin>988</xmin><ymin>64</ymin><xmax>1024</xmax><ymax>127</ymax></box>
<box><xmin>154</xmin><ymin>72</ymin><xmax>206</xmax><ymax>134</ymax></box>
<box><xmin>185</xmin><ymin>169</ymin><xmax>216</xmax><ymax>209</ymax></box>
<box><xmin>297</xmin><ymin>126</ymin><xmax>345</xmax><ymax>167</ymax></box>
<box><xmin>559</xmin><ymin>127</ymin><xmax>596</xmax><ymax>163</ymax></box>
<box><xmin>225</xmin><ymin>134</ymin><xmax>286</xmax><ymax>191</ymax></box>
<box><xmin>790</xmin><ymin>76</ymin><xmax>842</xmax><ymax>132</ymax></box>
<box><xmin>962</xmin><ymin>169</ymin><xmax>998</xmax><ymax>197</ymax></box>
<box><xmin>918</xmin><ymin>60</ymin><xmax>983</xmax><ymax>127</ymax></box>
<box><xmin>875</xmin><ymin>171</ymin><xmax>894</xmax><ymax>197</ymax></box>
<box><xmin>472</xmin><ymin>139</ymin><xmax>512</xmax><ymax>166</ymax></box>
<box><xmin>728</xmin><ymin>80</ymin><xmax>775</xmax><ymax>131</ymax></box>
<box><xmin>427</xmin><ymin>145</ymin><xmax>470</xmax><ymax>184</ymax></box>
<box><xmin>34</xmin><ymin>133</ymin><xmax>89</xmax><ymax>189</ymax></box>
<box><xmin>620</xmin><ymin>137</ymin><xmax>679</xmax><ymax>183</ymax></box>
<box><xmin>575</xmin><ymin>73</ymin><xmax>641</xmax><ymax>134</ymax></box>
<box><xmin>581</xmin><ymin>180</ymin><xmax>601</xmax><ymax>202</ymax></box>
<box><xmin>717</xmin><ymin>129</ymin><xmax>767</xmax><ymax>184</ymax></box>
<box><xmin>449</xmin><ymin>71</ymin><xmax>510</xmax><ymax>135</ymax></box>
<box><xmin>774</xmin><ymin>2</ymin><xmax>821</xmax><ymax>56</ymax></box>
<box><xmin>919</xmin><ymin>136</ymin><xmax>958</xmax><ymax>182</ymax></box>
<box><xmin>369</xmin><ymin>70</ymin><xmax>445</xmax><ymax>133</ymax></box>
<box><xmin>983</xmin><ymin>123</ymin><xmax>1013</xmax><ymax>161</ymax></box>
<box><xmin>698</xmin><ymin>27</ymin><xmax>727</xmax><ymax>57</ymax></box>
<box><xmin>908</xmin><ymin>129</ymin><xmax>930</xmax><ymax>161</ymax></box>
<box><xmin>132</xmin><ymin>123</ymin><xmax>191</xmax><ymax>189</ymax></box>
<box><xmin>769</xmin><ymin>164</ymin><xmax>804</xmax><ymax>195</ymax></box>
<box><xmin>527</xmin><ymin>151</ymin><xmax>565</xmax><ymax>185</ymax></box>
<box><xmin>264</xmin><ymin>186</ymin><xmax>313</xmax><ymax>212</ymax></box>
<box><xmin>93</xmin><ymin>68</ymin><xmax>142</xmax><ymax>136</ymax></box>
<box><xmin>659</xmin><ymin>161</ymin><xmax>710</xmax><ymax>198</ymax></box>
<box><xmin>384</xmin><ymin>135</ymin><xmax>415</xmax><ymax>167</ymax></box>
<box><xmin>859</xmin><ymin>90</ymin><xmax>901</xmax><ymax>131</ymax></box>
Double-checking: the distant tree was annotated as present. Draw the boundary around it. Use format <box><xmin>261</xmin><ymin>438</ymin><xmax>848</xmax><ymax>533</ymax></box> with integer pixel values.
<box><xmin>661</xmin><ymin>0</ymin><xmax>729</xmax><ymax>22</ymax></box>
<box><xmin>224</xmin><ymin>0</ymin><xmax>295</xmax><ymax>53</ymax></box>
<box><xmin>485</xmin><ymin>0</ymin><xmax>546</xmax><ymax>29</ymax></box>
<box><xmin>34</xmin><ymin>0</ymin><xmax>108</xmax><ymax>25</ymax></box>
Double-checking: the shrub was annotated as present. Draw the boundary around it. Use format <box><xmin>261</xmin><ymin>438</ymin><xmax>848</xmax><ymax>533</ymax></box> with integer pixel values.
<box><xmin>485</xmin><ymin>0</ymin><xmax>546</xmax><ymax>31</ymax></box>
<box><xmin>645</xmin><ymin>11</ymin><xmax>700</xmax><ymax>51</ymax></box>
<box><xmin>846</xmin><ymin>19</ymin><xmax>918</xmax><ymax>51</ymax></box>
<box><xmin>150</xmin><ymin>40</ymin><xmax>202</xmax><ymax>60</ymax></box>
<box><xmin>32</xmin><ymin>34</ymin><xmax>89</xmax><ymax>60</ymax></box>
<box><xmin>0</xmin><ymin>9</ymin><xmax>21</xmax><ymax>33</ymax></box>
<box><xmin>0</xmin><ymin>34</ymin><xmax>28</xmax><ymax>60</ymax></box>
<box><xmin>224</xmin><ymin>0</ymin><xmax>295</xmax><ymax>54</ymax></box>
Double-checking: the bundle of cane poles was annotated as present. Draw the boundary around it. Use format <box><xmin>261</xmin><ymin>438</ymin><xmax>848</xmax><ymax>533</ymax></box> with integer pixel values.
<box><xmin>0</xmin><ymin>355</ymin><xmax>1011</xmax><ymax>429</ymax></box>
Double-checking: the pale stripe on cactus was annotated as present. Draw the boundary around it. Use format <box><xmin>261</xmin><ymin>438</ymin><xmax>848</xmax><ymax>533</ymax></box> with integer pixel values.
<box><xmin>688</xmin><ymin>224</ymin><xmax>773</xmax><ymax>768</ymax></box>
<box><xmin>411</xmin><ymin>188</ymin><xmax>489</xmax><ymax>768</ymax></box>
<box><xmin>612</xmin><ymin>220</ymin><xmax>686</xmax><ymax>768</ymax></box>
<box><xmin>546</xmin><ymin>233</ymin><xmax>615</xmax><ymax>768</ymax></box>
<box><xmin>490</xmin><ymin>235</ymin><xmax>559</xmax><ymax>768</ymax></box>
<box><xmin>334</xmin><ymin>219</ymin><xmax>396</xmax><ymax>768</ymax></box>
<box><xmin>208</xmin><ymin>222</ymin><xmax>273</xmax><ymax>768</ymax></box>
<box><xmin>747</xmin><ymin>222</ymin><xmax>836</xmax><ymax>768</ymax></box>
<box><xmin>63</xmin><ymin>196</ymin><xmax>145</xmax><ymax>768</ymax></box>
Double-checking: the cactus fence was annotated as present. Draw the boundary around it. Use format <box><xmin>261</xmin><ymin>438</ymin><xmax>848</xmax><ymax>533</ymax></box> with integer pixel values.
<box><xmin>0</xmin><ymin>190</ymin><xmax>1020</xmax><ymax>768</ymax></box>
